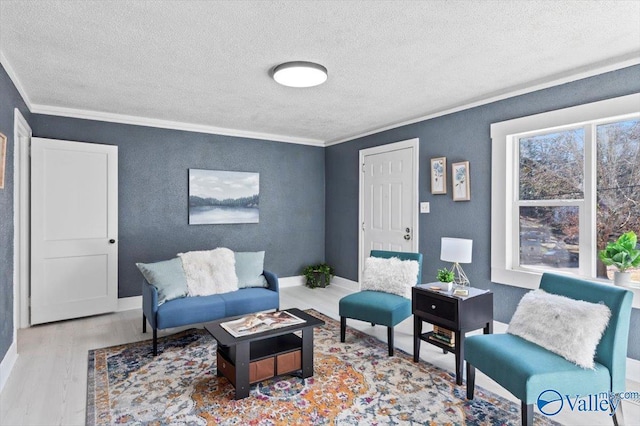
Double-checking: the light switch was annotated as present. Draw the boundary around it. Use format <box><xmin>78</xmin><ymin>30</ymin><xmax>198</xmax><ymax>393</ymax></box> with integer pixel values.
<box><xmin>420</xmin><ymin>202</ymin><xmax>430</xmax><ymax>213</ymax></box>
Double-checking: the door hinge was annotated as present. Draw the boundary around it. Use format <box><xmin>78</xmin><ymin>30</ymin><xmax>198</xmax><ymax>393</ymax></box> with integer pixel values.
<box><xmin>362</xmin><ymin>221</ymin><xmax>365</xmax><ymax>231</ymax></box>
<box><xmin>362</xmin><ymin>163</ymin><xmax>365</xmax><ymax>173</ymax></box>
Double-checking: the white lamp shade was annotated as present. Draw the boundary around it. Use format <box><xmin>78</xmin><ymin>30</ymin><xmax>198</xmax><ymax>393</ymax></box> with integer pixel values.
<box><xmin>440</xmin><ymin>237</ymin><xmax>473</xmax><ymax>264</ymax></box>
<box><xmin>273</xmin><ymin>61</ymin><xmax>328</xmax><ymax>88</ymax></box>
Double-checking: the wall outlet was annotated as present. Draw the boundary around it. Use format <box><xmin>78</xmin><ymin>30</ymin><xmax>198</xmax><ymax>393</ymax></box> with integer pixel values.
<box><xmin>420</xmin><ymin>202</ymin><xmax>430</xmax><ymax>213</ymax></box>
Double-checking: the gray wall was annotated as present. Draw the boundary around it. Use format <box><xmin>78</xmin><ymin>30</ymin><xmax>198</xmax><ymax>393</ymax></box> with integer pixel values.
<box><xmin>30</xmin><ymin>115</ymin><xmax>326</xmax><ymax>298</ymax></box>
<box><xmin>325</xmin><ymin>64</ymin><xmax>640</xmax><ymax>359</ymax></box>
<box><xmin>0</xmin><ymin>65</ymin><xmax>31</xmax><ymax>362</ymax></box>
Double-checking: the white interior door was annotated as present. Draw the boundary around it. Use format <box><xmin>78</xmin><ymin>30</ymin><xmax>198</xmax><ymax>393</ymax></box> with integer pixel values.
<box><xmin>359</xmin><ymin>138</ymin><xmax>419</xmax><ymax>281</ymax></box>
<box><xmin>31</xmin><ymin>138</ymin><xmax>118</xmax><ymax>325</ymax></box>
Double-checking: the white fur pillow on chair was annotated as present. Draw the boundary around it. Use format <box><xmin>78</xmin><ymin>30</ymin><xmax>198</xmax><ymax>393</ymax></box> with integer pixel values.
<box><xmin>178</xmin><ymin>247</ymin><xmax>238</xmax><ymax>296</ymax></box>
<box><xmin>507</xmin><ymin>289</ymin><xmax>611</xmax><ymax>369</ymax></box>
<box><xmin>361</xmin><ymin>257</ymin><xmax>419</xmax><ymax>298</ymax></box>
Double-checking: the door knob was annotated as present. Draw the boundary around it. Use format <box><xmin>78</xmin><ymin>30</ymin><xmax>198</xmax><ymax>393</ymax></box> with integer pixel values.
<box><xmin>404</xmin><ymin>234</ymin><xmax>411</xmax><ymax>240</ymax></box>
<box><xmin>109</xmin><ymin>239</ymin><xmax>116</xmax><ymax>244</ymax></box>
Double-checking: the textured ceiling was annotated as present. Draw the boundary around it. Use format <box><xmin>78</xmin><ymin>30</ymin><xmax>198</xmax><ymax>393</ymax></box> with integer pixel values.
<box><xmin>1</xmin><ymin>0</ymin><xmax>639</xmax><ymax>145</ymax></box>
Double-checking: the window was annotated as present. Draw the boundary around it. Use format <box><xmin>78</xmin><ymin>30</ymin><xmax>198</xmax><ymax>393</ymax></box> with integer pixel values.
<box><xmin>596</xmin><ymin>119</ymin><xmax>640</xmax><ymax>280</ymax></box>
<box><xmin>491</xmin><ymin>94</ymin><xmax>640</xmax><ymax>290</ymax></box>
<box><xmin>517</xmin><ymin>128</ymin><xmax>583</xmax><ymax>274</ymax></box>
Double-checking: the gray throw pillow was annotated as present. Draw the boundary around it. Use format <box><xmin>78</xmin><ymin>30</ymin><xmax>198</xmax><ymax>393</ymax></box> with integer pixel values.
<box><xmin>136</xmin><ymin>258</ymin><xmax>189</xmax><ymax>305</ymax></box>
<box><xmin>235</xmin><ymin>251</ymin><xmax>268</xmax><ymax>288</ymax></box>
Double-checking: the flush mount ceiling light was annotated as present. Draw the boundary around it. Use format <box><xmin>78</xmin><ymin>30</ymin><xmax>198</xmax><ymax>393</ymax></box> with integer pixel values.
<box><xmin>273</xmin><ymin>61</ymin><xmax>328</xmax><ymax>88</ymax></box>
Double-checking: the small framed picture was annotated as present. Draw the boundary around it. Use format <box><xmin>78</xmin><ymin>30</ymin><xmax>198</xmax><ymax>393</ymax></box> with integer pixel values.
<box><xmin>430</xmin><ymin>157</ymin><xmax>446</xmax><ymax>194</ymax></box>
<box><xmin>452</xmin><ymin>161</ymin><xmax>470</xmax><ymax>201</ymax></box>
<box><xmin>0</xmin><ymin>133</ymin><xmax>6</xmax><ymax>189</ymax></box>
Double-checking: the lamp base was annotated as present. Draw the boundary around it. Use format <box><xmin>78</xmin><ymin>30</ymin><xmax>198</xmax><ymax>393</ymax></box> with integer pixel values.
<box><xmin>450</xmin><ymin>262</ymin><xmax>470</xmax><ymax>286</ymax></box>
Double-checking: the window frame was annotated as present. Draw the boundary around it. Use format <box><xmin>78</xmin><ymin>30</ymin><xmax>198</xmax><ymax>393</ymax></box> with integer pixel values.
<box><xmin>491</xmin><ymin>93</ymin><xmax>640</xmax><ymax>290</ymax></box>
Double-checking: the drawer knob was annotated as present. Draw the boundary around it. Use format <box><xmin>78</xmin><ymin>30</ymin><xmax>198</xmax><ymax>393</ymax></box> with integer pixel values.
<box><xmin>431</xmin><ymin>304</ymin><xmax>436</xmax><ymax>309</ymax></box>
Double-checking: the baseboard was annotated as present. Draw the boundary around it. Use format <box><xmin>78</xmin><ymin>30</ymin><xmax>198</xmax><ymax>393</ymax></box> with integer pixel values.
<box><xmin>0</xmin><ymin>339</ymin><xmax>18</xmax><ymax>393</ymax></box>
<box><xmin>279</xmin><ymin>275</ymin><xmax>359</xmax><ymax>291</ymax></box>
<box><xmin>330</xmin><ymin>276</ymin><xmax>360</xmax><ymax>291</ymax></box>
<box><xmin>117</xmin><ymin>295</ymin><xmax>142</xmax><ymax>312</ymax></box>
<box><xmin>279</xmin><ymin>275</ymin><xmax>305</xmax><ymax>288</ymax></box>
<box><xmin>115</xmin><ymin>275</ymin><xmax>355</xmax><ymax>302</ymax></box>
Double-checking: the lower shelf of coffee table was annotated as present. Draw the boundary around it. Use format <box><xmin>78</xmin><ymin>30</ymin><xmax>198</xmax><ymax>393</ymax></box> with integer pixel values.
<box><xmin>217</xmin><ymin>333</ymin><xmax>303</xmax><ymax>385</ymax></box>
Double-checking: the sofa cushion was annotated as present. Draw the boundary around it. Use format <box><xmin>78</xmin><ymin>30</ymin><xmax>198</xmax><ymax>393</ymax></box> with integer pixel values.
<box><xmin>220</xmin><ymin>287</ymin><xmax>280</xmax><ymax>317</ymax></box>
<box><xmin>136</xmin><ymin>258</ymin><xmax>188</xmax><ymax>305</ymax></box>
<box><xmin>235</xmin><ymin>251</ymin><xmax>268</xmax><ymax>288</ymax></box>
<box><xmin>507</xmin><ymin>289</ymin><xmax>611</xmax><ymax>369</ymax></box>
<box><xmin>361</xmin><ymin>256</ymin><xmax>419</xmax><ymax>298</ymax></box>
<box><xmin>156</xmin><ymin>293</ymin><xmax>226</xmax><ymax>329</ymax></box>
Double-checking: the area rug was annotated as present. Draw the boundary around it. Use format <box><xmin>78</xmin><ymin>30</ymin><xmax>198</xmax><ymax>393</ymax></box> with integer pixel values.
<box><xmin>87</xmin><ymin>310</ymin><xmax>558</xmax><ymax>425</ymax></box>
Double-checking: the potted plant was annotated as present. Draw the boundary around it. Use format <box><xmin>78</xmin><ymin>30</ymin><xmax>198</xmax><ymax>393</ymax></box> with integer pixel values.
<box><xmin>436</xmin><ymin>268</ymin><xmax>455</xmax><ymax>291</ymax></box>
<box><xmin>598</xmin><ymin>231</ymin><xmax>640</xmax><ymax>287</ymax></box>
<box><xmin>303</xmin><ymin>263</ymin><xmax>335</xmax><ymax>288</ymax></box>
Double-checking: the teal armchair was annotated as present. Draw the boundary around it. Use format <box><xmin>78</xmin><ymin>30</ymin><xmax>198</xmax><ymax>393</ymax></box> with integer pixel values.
<box><xmin>465</xmin><ymin>273</ymin><xmax>633</xmax><ymax>426</ymax></box>
<box><xmin>339</xmin><ymin>250</ymin><xmax>422</xmax><ymax>356</ymax></box>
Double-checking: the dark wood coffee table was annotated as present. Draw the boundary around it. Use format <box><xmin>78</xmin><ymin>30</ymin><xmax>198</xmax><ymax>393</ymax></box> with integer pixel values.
<box><xmin>204</xmin><ymin>308</ymin><xmax>324</xmax><ymax>399</ymax></box>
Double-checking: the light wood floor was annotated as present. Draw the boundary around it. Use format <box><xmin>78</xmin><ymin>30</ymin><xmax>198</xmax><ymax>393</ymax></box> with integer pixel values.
<box><xmin>1</xmin><ymin>284</ymin><xmax>638</xmax><ymax>425</ymax></box>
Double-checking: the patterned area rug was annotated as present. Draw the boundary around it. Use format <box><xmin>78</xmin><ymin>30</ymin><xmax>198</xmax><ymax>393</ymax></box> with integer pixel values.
<box><xmin>87</xmin><ymin>310</ymin><xmax>558</xmax><ymax>425</ymax></box>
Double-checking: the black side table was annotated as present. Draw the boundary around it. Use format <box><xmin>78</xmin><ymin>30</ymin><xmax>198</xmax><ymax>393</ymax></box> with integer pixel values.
<box><xmin>412</xmin><ymin>284</ymin><xmax>493</xmax><ymax>385</ymax></box>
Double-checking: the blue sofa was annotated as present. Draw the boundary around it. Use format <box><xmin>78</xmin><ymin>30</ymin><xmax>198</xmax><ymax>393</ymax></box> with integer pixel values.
<box><xmin>142</xmin><ymin>270</ymin><xmax>280</xmax><ymax>355</ymax></box>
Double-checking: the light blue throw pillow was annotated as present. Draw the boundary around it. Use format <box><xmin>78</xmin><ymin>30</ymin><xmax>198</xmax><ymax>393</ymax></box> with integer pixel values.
<box><xmin>235</xmin><ymin>251</ymin><xmax>268</xmax><ymax>288</ymax></box>
<box><xmin>136</xmin><ymin>258</ymin><xmax>189</xmax><ymax>305</ymax></box>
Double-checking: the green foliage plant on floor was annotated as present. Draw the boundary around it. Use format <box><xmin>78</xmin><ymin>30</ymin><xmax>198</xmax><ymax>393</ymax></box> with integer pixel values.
<box><xmin>303</xmin><ymin>263</ymin><xmax>335</xmax><ymax>288</ymax></box>
<box><xmin>599</xmin><ymin>231</ymin><xmax>640</xmax><ymax>272</ymax></box>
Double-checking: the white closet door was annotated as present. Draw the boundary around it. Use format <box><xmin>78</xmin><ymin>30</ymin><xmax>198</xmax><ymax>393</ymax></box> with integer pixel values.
<box><xmin>31</xmin><ymin>138</ymin><xmax>118</xmax><ymax>324</ymax></box>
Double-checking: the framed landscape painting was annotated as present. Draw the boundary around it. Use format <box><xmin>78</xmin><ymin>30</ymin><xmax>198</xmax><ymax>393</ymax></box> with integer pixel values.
<box><xmin>430</xmin><ymin>157</ymin><xmax>446</xmax><ymax>194</ymax></box>
<box><xmin>452</xmin><ymin>161</ymin><xmax>470</xmax><ymax>201</ymax></box>
<box><xmin>189</xmin><ymin>169</ymin><xmax>259</xmax><ymax>224</ymax></box>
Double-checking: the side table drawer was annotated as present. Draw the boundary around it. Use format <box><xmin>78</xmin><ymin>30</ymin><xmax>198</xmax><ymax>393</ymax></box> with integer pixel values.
<box><xmin>415</xmin><ymin>294</ymin><xmax>456</xmax><ymax>321</ymax></box>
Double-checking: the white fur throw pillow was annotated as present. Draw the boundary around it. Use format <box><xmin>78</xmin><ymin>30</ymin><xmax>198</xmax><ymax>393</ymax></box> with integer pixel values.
<box><xmin>361</xmin><ymin>257</ymin><xmax>419</xmax><ymax>298</ymax></box>
<box><xmin>507</xmin><ymin>289</ymin><xmax>611</xmax><ymax>369</ymax></box>
<box><xmin>178</xmin><ymin>248</ymin><xmax>238</xmax><ymax>296</ymax></box>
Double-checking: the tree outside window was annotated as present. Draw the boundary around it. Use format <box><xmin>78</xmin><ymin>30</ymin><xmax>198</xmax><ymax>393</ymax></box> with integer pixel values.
<box><xmin>516</xmin><ymin>119</ymin><xmax>639</xmax><ymax>283</ymax></box>
<box><xmin>596</xmin><ymin>119</ymin><xmax>640</xmax><ymax>281</ymax></box>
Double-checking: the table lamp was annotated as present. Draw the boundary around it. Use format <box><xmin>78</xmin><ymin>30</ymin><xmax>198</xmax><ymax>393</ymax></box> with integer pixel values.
<box><xmin>440</xmin><ymin>237</ymin><xmax>473</xmax><ymax>286</ymax></box>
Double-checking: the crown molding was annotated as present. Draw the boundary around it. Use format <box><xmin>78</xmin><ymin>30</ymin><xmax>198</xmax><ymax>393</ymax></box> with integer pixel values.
<box><xmin>4</xmin><ymin>49</ymin><xmax>639</xmax><ymax>148</ymax></box>
<box><xmin>29</xmin><ymin>103</ymin><xmax>325</xmax><ymax>147</ymax></box>
<box><xmin>325</xmin><ymin>55</ymin><xmax>640</xmax><ymax>146</ymax></box>
<box><xmin>0</xmin><ymin>52</ymin><xmax>322</xmax><ymax>146</ymax></box>
<box><xmin>0</xmin><ymin>51</ymin><xmax>33</xmax><ymax>110</ymax></box>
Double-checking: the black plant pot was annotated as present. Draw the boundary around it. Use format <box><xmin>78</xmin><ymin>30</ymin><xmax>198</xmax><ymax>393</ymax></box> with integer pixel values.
<box><xmin>307</xmin><ymin>272</ymin><xmax>330</xmax><ymax>288</ymax></box>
